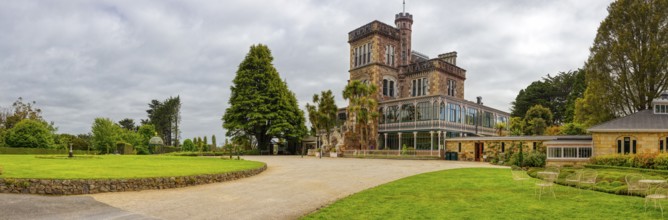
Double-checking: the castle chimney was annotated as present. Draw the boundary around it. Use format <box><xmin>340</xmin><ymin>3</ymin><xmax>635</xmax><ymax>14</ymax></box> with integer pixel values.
<box><xmin>438</xmin><ymin>51</ymin><xmax>457</xmax><ymax>65</ymax></box>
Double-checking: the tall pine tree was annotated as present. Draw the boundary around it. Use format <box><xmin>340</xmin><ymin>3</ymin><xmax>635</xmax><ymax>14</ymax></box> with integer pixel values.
<box><xmin>223</xmin><ymin>44</ymin><xmax>307</xmax><ymax>154</ymax></box>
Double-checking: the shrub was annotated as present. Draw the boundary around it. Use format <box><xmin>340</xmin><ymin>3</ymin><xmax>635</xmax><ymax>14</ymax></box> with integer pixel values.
<box><xmin>135</xmin><ymin>146</ymin><xmax>150</xmax><ymax>155</ymax></box>
<box><xmin>524</xmin><ymin>151</ymin><xmax>546</xmax><ymax>167</ymax></box>
<box><xmin>4</xmin><ymin>119</ymin><xmax>54</xmax><ymax>148</ymax></box>
<box><xmin>0</xmin><ymin>147</ymin><xmax>88</xmax><ymax>155</ymax></box>
<box><xmin>244</xmin><ymin>149</ymin><xmax>261</xmax><ymax>155</ymax></box>
<box><xmin>590</xmin><ymin>154</ymin><xmax>631</xmax><ymax>167</ymax></box>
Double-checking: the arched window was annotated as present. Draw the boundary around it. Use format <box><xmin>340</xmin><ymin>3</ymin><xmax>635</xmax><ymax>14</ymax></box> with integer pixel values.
<box><xmin>401</xmin><ymin>104</ymin><xmax>415</xmax><ymax>122</ymax></box>
<box><xmin>617</xmin><ymin>136</ymin><xmax>637</xmax><ymax>154</ymax></box>
<box><xmin>660</xmin><ymin>136</ymin><xmax>668</xmax><ymax>152</ymax></box>
<box><xmin>386</xmin><ymin>105</ymin><xmax>399</xmax><ymax>123</ymax></box>
<box><xmin>389</xmin><ymin>80</ymin><xmax>395</xmax><ymax>97</ymax></box>
<box><xmin>439</xmin><ymin>102</ymin><xmax>446</xmax><ymax>121</ymax></box>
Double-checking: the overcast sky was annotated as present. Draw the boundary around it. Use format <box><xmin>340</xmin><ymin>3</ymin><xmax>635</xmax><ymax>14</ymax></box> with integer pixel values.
<box><xmin>0</xmin><ymin>0</ymin><xmax>613</xmax><ymax>142</ymax></box>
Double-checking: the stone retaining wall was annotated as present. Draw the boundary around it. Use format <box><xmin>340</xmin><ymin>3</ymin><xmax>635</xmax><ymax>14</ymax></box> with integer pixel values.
<box><xmin>0</xmin><ymin>164</ymin><xmax>266</xmax><ymax>195</ymax></box>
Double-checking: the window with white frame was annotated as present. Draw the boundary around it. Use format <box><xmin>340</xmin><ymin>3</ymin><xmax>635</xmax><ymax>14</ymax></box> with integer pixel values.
<box><xmin>411</xmin><ymin>78</ymin><xmax>428</xmax><ymax>97</ymax></box>
<box><xmin>385</xmin><ymin>45</ymin><xmax>395</xmax><ymax>67</ymax></box>
<box><xmin>447</xmin><ymin>79</ymin><xmax>457</xmax><ymax>96</ymax></box>
<box><xmin>382</xmin><ymin>79</ymin><xmax>396</xmax><ymax>97</ymax></box>
<box><xmin>353</xmin><ymin>43</ymin><xmax>373</xmax><ymax>68</ymax></box>
<box><xmin>655</xmin><ymin>104</ymin><xmax>668</xmax><ymax>114</ymax></box>
<box><xmin>547</xmin><ymin>146</ymin><xmax>592</xmax><ymax>159</ymax></box>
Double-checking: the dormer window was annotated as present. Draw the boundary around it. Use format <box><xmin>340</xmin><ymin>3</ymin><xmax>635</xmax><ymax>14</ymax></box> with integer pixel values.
<box><xmin>656</xmin><ymin>104</ymin><xmax>668</xmax><ymax>114</ymax></box>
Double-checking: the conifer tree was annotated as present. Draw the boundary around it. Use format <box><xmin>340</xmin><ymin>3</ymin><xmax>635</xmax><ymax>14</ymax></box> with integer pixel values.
<box><xmin>223</xmin><ymin>44</ymin><xmax>307</xmax><ymax>154</ymax></box>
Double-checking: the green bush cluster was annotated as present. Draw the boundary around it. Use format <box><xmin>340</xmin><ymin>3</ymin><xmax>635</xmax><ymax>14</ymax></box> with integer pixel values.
<box><xmin>590</xmin><ymin>153</ymin><xmax>668</xmax><ymax>170</ymax></box>
<box><xmin>507</xmin><ymin>151</ymin><xmax>546</xmax><ymax>167</ymax></box>
<box><xmin>0</xmin><ymin>147</ymin><xmax>88</xmax><ymax>155</ymax></box>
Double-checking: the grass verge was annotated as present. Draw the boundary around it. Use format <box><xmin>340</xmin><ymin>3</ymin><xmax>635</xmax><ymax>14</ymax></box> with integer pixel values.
<box><xmin>304</xmin><ymin>168</ymin><xmax>663</xmax><ymax>219</ymax></box>
<box><xmin>0</xmin><ymin>155</ymin><xmax>265</xmax><ymax>179</ymax></box>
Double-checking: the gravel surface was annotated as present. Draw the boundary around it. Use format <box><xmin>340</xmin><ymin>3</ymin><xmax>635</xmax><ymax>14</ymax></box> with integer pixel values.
<box><xmin>1</xmin><ymin>156</ymin><xmax>503</xmax><ymax>220</ymax></box>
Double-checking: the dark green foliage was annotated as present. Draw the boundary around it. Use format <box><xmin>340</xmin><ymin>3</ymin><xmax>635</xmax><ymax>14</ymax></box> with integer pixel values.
<box><xmin>522</xmin><ymin>105</ymin><xmax>553</xmax><ymax>135</ymax></box>
<box><xmin>182</xmin><ymin>139</ymin><xmax>195</xmax><ymax>151</ymax></box>
<box><xmin>560</xmin><ymin>123</ymin><xmax>588</xmax><ymax>135</ymax></box>
<box><xmin>0</xmin><ymin>147</ymin><xmax>88</xmax><ymax>155</ymax></box>
<box><xmin>511</xmin><ymin>70</ymin><xmax>584</xmax><ymax>125</ymax></box>
<box><xmin>576</xmin><ymin>0</ymin><xmax>668</xmax><ymax>126</ymax></box>
<box><xmin>211</xmin><ymin>135</ymin><xmax>217</xmax><ymax>151</ymax></box>
<box><xmin>223</xmin><ymin>44</ymin><xmax>307</xmax><ymax>154</ymax></box>
<box><xmin>118</xmin><ymin>118</ymin><xmax>136</xmax><ymax>130</ymax></box>
<box><xmin>203</xmin><ymin>136</ymin><xmax>208</xmax><ymax>151</ymax></box>
<box><xmin>4</xmin><ymin>119</ymin><xmax>54</xmax><ymax>148</ymax></box>
<box><xmin>2</xmin><ymin>97</ymin><xmax>44</xmax><ymax>130</ymax></box>
<box><xmin>590</xmin><ymin>153</ymin><xmax>668</xmax><ymax>170</ymax></box>
<box><xmin>306</xmin><ymin>90</ymin><xmax>339</xmax><ymax>150</ymax></box>
<box><xmin>343</xmin><ymin>80</ymin><xmax>378</xmax><ymax>149</ymax></box>
<box><xmin>144</xmin><ymin>96</ymin><xmax>181</xmax><ymax>146</ymax></box>
<box><xmin>91</xmin><ymin>118</ymin><xmax>122</xmax><ymax>154</ymax></box>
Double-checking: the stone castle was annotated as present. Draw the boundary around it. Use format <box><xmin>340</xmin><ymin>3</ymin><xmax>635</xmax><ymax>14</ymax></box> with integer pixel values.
<box><xmin>340</xmin><ymin>10</ymin><xmax>510</xmax><ymax>152</ymax></box>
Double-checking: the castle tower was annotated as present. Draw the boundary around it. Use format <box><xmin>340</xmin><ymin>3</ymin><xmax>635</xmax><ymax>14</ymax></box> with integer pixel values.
<box><xmin>395</xmin><ymin>12</ymin><xmax>413</xmax><ymax>66</ymax></box>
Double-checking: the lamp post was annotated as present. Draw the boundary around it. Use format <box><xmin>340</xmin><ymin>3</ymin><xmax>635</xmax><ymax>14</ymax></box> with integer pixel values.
<box><xmin>318</xmin><ymin>133</ymin><xmax>322</xmax><ymax>159</ymax></box>
<box><xmin>68</xmin><ymin>143</ymin><xmax>73</xmax><ymax>158</ymax></box>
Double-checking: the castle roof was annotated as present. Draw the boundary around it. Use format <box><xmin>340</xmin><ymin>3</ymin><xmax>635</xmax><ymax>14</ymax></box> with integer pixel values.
<box><xmin>588</xmin><ymin>110</ymin><xmax>668</xmax><ymax>132</ymax></box>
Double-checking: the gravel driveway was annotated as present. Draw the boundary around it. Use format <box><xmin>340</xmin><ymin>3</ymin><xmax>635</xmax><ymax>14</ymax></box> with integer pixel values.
<box><xmin>1</xmin><ymin>156</ymin><xmax>503</xmax><ymax>220</ymax></box>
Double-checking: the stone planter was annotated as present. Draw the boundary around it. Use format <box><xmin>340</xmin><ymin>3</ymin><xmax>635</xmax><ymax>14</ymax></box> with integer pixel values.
<box><xmin>330</xmin><ymin>152</ymin><xmax>338</xmax><ymax>158</ymax></box>
<box><xmin>315</xmin><ymin>152</ymin><xmax>321</xmax><ymax>157</ymax></box>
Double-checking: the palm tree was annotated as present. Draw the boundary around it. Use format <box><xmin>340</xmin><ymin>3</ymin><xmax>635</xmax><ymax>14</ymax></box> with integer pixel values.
<box><xmin>343</xmin><ymin>80</ymin><xmax>379</xmax><ymax>150</ymax></box>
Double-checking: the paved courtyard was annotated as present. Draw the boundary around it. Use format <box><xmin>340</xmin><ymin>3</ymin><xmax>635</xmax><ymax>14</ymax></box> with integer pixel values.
<box><xmin>1</xmin><ymin>156</ymin><xmax>503</xmax><ymax>220</ymax></box>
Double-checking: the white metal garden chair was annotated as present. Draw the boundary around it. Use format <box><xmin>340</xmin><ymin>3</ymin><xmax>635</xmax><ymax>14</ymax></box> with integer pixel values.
<box><xmin>564</xmin><ymin>170</ymin><xmax>582</xmax><ymax>187</ymax></box>
<box><xmin>626</xmin><ymin>174</ymin><xmax>648</xmax><ymax>195</ymax></box>
<box><xmin>645</xmin><ymin>184</ymin><xmax>668</xmax><ymax>217</ymax></box>
<box><xmin>535</xmin><ymin>172</ymin><xmax>557</xmax><ymax>200</ymax></box>
<box><xmin>511</xmin><ymin>169</ymin><xmax>530</xmax><ymax>184</ymax></box>
<box><xmin>579</xmin><ymin>169</ymin><xmax>598</xmax><ymax>190</ymax></box>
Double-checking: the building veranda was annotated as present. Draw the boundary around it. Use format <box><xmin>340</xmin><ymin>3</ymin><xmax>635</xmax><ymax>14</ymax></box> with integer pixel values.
<box><xmin>339</xmin><ymin>10</ymin><xmax>510</xmax><ymax>156</ymax></box>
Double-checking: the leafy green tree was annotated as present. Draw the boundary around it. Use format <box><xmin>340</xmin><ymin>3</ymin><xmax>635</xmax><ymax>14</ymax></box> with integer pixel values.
<box><xmin>91</xmin><ymin>118</ymin><xmax>122</xmax><ymax>154</ymax></box>
<box><xmin>509</xmin><ymin>117</ymin><xmax>523</xmax><ymax>135</ymax></box>
<box><xmin>118</xmin><ymin>118</ymin><xmax>136</xmax><ymax>131</ymax></box>
<box><xmin>211</xmin><ymin>135</ymin><xmax>217</xmax><ymax>151</ymax></box>
<box><xmin>523</xmin><ymin>105</ymin><xmax>553</xmax><ymax>135</ymax></box>
<box><xmin>223</xmin><ymin>44</ymin><xmax>307</xmax><ymax>154</ymax></box>
<box><xmin>560</xmin><ymin>123</ymin><xmax>588</xmax><ymax>135</ymax></box>
<box><xmin>203</xmin><ymin>136</ymin><xmax>209</xmax><ymax>152</ymax></box>
<box><xmin>306</xmin><ymin>90</ymin><xmax>338</xmax><ymax>150</ymax></box>
<box><xmin>527</xmin><ymin>118</ymin><xmax>548</xmax><ymax>136</ymax></box>
<box><xmin>144</xmin><ymin>96</ymin><xmax>181</xmax><ymax>146</ymax></box>
<box><xmin>4</xmin><ymin>119</ymin><xmax>54</xmax><ymax>148</ymax></box>
<box><xmin>196</xmin><ymin>137</ymin><xmax>203</xmax><ymax>153</ymax></box>
<box><xmin>511</xmin><ymin>70</ymin><xmax>584</xmax><ymax>124</ymax></box>
<box><xmin>577</xmin><ymin>0</ymin><xmax>668</xmax><ymax>125</ymax></box>
<box><xmin>182</xmin><ymin>139</ymin><xmax>195</xmax><ymax>151</ymax></box>
<box><xmin>3</xmin><ymin>97</ymin><xmax>44</xmax><ymax>129</ymax></box>
<box><xmin>343</xmin><ymin>80</ymin><xmax>379</xmax><ymax>149</ymax></box>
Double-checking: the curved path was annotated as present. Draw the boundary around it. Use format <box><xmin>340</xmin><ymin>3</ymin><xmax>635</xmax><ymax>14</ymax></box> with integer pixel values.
<box><xmin>1</xmin><ymin>156</ymin><xmax>503</xmax><ymax>220</ymax></box>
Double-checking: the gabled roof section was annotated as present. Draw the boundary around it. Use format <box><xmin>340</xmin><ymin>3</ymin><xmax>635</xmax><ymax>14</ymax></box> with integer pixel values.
<box><xmin>587</xmin><ymin>110</ymin><xmax>668</xmax><ymax>132</ymax></box>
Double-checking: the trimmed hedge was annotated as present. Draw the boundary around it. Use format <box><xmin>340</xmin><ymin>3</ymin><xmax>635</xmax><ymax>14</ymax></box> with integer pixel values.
<box><xmin>590</xmin><ymin>153</ymin><xmax>668</xmax><ymax>170</ymax></box>
<box><xmin>584</xmin><ymin>164</ymin><xmax>668</xmax><ymax>175</ymax></box>
<box><xmin>0</xmin><ymin>147</ymin><xmax>89</xmax><ymax>155</ymax></box>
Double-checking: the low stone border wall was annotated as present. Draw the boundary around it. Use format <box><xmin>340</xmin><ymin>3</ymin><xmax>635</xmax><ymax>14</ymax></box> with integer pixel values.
<box><xmin>0</xmin><ymin>164</ymin><xmax>266</xmax><ymax>195</ymax></box>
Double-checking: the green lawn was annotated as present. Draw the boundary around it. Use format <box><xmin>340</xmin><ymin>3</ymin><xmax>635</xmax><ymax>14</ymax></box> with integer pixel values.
<box><xmin>304</xmin><ymin>168</ymin><xmax>663</xmax><ymax>219</ymax></box>
<box><xmin>0</xmin><ymin>155</ymin><xmax>265</xmax><ymax>179</ymax></box>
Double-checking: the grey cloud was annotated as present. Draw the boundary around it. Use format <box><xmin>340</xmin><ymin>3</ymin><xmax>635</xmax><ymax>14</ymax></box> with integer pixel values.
<box><xmin>0</xmin><ymin>0</ymin><xmax>612</xmax><ymax>141</ymax></box>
